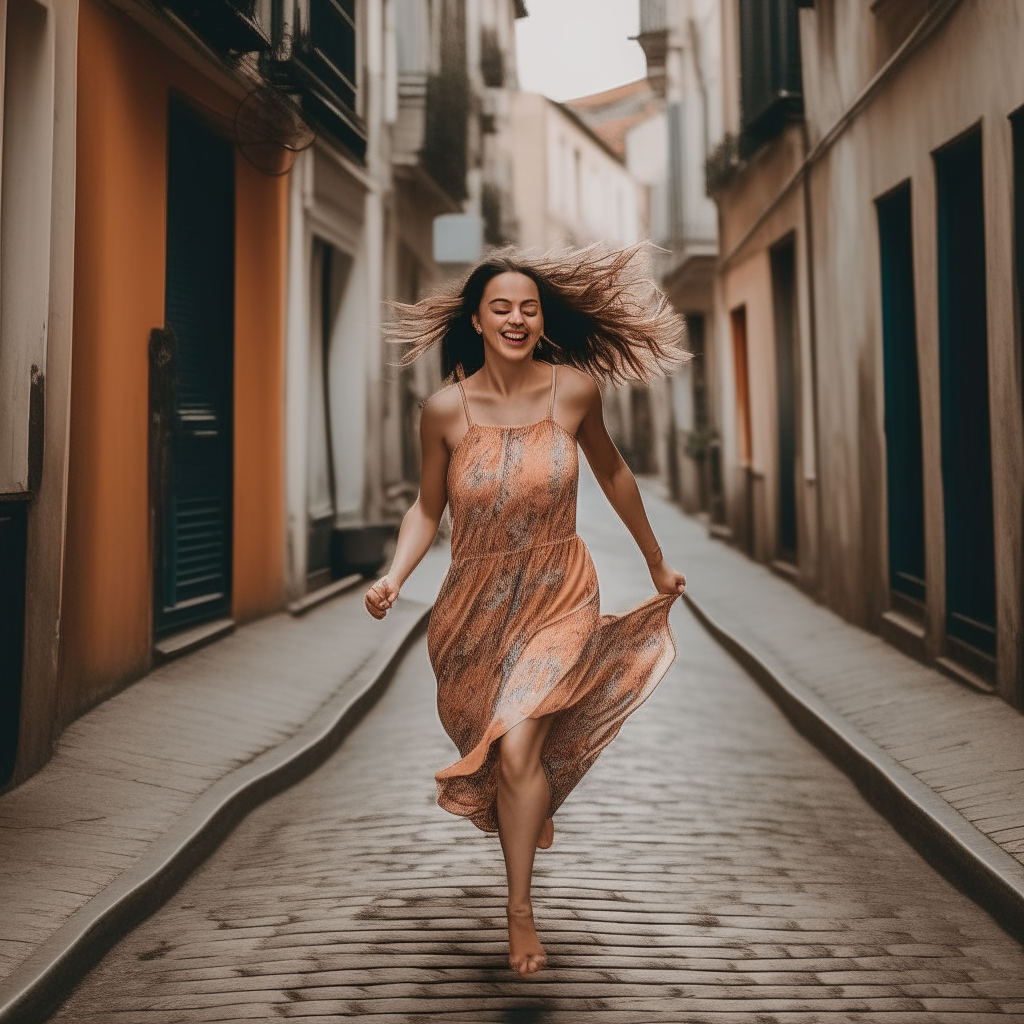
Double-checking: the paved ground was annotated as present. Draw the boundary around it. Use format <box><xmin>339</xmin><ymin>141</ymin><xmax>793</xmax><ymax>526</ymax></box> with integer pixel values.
<box><xmin>48</xmin><ymin>475</ymin><xmax>1024</xmax><ymax>1022</ymax></box>
<box><xmin>0</xmin><ymin>549</ymin><xmax>448</xmax><ymax>985</ymax></box>
<box><xmin>637</xmin><ymin>481</ymin><xmax>1024</xmax><ymax>874</ymax></box>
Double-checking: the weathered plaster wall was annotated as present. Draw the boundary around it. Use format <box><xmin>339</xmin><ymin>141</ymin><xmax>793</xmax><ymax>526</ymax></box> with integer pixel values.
<box><xmin>61</xmin><ymin>0</ymin><xmax>287</xmax><ymax>725</ymax></box>
<box><xmin>715</xmin><ymin>125</ymin><xmax>810</xmax><ymax>573</ymax></box>
<box><xmin>800</xmin><ymin>0</ymin><xmax>1024</xmax><ymax>701</ymax></box>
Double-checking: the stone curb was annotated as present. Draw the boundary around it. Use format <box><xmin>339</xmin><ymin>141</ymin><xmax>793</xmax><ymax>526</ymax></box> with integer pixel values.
<box><xmin>684</xmin><ymin>591</ymin><xmax>1024</xmax><ymax>946</ymax></box>
<box><xmin>0</xmin><ymin>601</ymin><xmax>432</xmax><ymax>1024</ymax></box>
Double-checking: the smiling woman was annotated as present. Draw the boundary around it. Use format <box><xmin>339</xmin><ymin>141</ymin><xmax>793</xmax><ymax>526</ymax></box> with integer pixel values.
<box><xmin>388</xmin><ymin>240</ymin><xmax>684</xmax><ymax>383</ymax></box>
<box><xmin>369</xmin><ymin>241</ymin><xmax>688</xmax><ymax>977</ymax></box>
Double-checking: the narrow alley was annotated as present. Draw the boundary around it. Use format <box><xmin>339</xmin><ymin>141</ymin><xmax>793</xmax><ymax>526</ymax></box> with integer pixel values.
<box><xmin>46</xmin><ymin>475</ymin><xmax>1024</xmax><ymax>1022</ymax></box>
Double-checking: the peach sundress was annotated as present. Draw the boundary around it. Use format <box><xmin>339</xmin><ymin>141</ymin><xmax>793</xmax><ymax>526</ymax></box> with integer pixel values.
<box><xmin>427</xmin><ymin>363</ymin><xmax>679</xmax><ymax>833</ymax></box>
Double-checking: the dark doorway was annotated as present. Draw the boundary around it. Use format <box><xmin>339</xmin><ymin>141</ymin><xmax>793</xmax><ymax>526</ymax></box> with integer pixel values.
<box><xmin>770</xmin><ymin>238</ymin><xmax>798</xmax><ymax>563</ymax></box>
<box><xmin>629</xmin><ymin>387</ymin><xmax>656</xmax><ymax>475</ymax></box>
<box><xmin>876</xmin><ymin>181</ymin><xmax>925</xmax><ymax>605</ymax></box>
<box><xmin>306</xmin><ymin>239</ymin><xmax>351</xmax><ymax>592</ymax></box>
<box><xmin>730</xmin><ymin>305</ymin><xmax>754</xmax><ymax>556</ymax></box>
<box><xmin>934</xmin><ymin>127</ymin><xmax>996</xmax><ymax>657</ymax></box>
<box><xmin>156</xmin><ymin>98</ymin><xmax>235</xmax><ymax>638</ymax></box>
<box><xmin>1015</xmin><ymin>108</ymin><xmax>1024</xmax><ymax>404</ymax></box>
<box><xmin>0</xmin><ymin>502</ymin><xmax>27</xmax><ymax>786</ymax></box>
<box><xmin>687</xmin><ymin>313</ymin><xmax>710</xmax><ymax>511</ymax></box>
<box><xmin>1013</xmin><ymin>107</ymin><xmax>1024</xmax><ymax>702</ymax></box>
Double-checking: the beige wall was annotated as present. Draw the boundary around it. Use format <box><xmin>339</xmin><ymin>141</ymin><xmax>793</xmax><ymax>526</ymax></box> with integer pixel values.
<box><xmin>800</xmin><ymin>0</ymin><xmax>1024</xmax><ymax>701</ymax></box>
<box><xmin>510</xmin><ymin>92</ymin><xmax>642</xmax><ymax>251</ymax></box>
<box><xmin>714</xmin><ymin>123</ymin><xmax>817</xmax><ymax>581</ymax></box>
<box><xmin>714</xmin><ymin>0</ymin><xmax>1024</xmax><ymax>705</ymax></box>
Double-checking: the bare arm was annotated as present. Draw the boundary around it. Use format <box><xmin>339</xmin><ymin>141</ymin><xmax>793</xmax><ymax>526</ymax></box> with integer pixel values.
<box><xmin>575</xmin><ymin>378</ymin><xmax>686</xmax><ymax>596</ymax></box>
<box><xmin>364</xmin><ymin>395</ymin><xmax>452</xmax><ymax>618</ymax></box>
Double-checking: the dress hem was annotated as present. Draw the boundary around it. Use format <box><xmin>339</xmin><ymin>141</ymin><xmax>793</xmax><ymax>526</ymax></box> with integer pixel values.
<box><xmin>435</xmin><ymin>592</ymin><xmax>679</xmax><ymax>832</ymax></box>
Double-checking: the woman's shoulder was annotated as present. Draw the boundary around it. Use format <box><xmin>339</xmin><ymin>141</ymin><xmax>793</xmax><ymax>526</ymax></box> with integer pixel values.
<box><xmin>554</xmin><ymin>363</ymin><xmax>601</xmax><ymax>402</ymax></box>
<box><xmin>421</xmin><ymin>381</ymin><xmax>464</xmax><ymax>426</ymax></box>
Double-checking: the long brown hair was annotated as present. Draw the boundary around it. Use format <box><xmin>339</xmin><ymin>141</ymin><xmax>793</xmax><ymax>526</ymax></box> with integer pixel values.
<box><xmin>386</xmin><ymin>242</ymin><xmax>689</xmax><ymax>385</ymax></box>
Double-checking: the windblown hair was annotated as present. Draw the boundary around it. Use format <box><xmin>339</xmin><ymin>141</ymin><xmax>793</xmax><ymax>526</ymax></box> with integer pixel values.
<box><xmin>386</xmin><ymin>242</ymin><xmax>689</xmax><ymax>385</ymax></box>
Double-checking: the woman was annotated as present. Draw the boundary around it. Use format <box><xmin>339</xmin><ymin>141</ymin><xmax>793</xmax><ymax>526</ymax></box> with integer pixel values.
<box><xmin>364</xmin><ymin>243</ymin><xmax>688</xmax><ymax>977</ymax></box>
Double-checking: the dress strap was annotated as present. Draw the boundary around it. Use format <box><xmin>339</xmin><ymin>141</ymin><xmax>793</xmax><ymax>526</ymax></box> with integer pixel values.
<box><xmin>454</xmin><ymin>365</ymin><xmax>474</xmax><ymax>427</ymax></box>
<box><xmin>547</xmin><ymin>363</ymin><xmax>558</xmax><ymax>419</ymax></box>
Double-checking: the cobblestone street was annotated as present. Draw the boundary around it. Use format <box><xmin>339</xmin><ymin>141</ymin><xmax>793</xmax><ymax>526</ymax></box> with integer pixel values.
<box><xmin>47</xmin><ymin>478</ymin><xmax>1024</xmax><ymax>1022</ymax></box>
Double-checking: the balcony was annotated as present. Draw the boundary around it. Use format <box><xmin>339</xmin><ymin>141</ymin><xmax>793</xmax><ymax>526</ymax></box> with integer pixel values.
<box><xmin>392</xmin><ymin>0</ymin><xmax>469</xmax><ymax>208</ymax></box>
<box><xmin>160</xmin><ymin>0</ymin><xmax>270</xmax><ymax>55</ymax></box>
<box><xmin>738</xmin><ymin>0</ymin><xmax>803</xmax><ymax>157</ymax></box>
<box><xmin>265</xmin><ymin>0</ymin><xmax>367</xmax><ymax>161</ymax></box>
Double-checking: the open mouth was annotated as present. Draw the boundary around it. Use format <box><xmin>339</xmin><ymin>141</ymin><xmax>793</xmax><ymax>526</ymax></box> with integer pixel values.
<box><xmin>501</xmin><ymin>329</ymin><xmax>528</xmax><ymax>344</ymax></box>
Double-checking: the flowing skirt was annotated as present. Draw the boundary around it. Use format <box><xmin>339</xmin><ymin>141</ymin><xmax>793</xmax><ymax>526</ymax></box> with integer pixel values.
<box><xmin>427</xmin><ymin>534</ymin><xmax>678</xmax><ymax>833</ymax></box>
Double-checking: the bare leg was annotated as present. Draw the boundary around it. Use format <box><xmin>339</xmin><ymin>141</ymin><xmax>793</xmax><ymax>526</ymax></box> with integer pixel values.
<box><xmin>497</xmin><ymin>714</ymin><xmax>554</xmax><ymax>976</ymax></box>
<box><xmin>537</xmin><ymin>817</ymin><xmax>554</xmax><ymax>849</ymax></box>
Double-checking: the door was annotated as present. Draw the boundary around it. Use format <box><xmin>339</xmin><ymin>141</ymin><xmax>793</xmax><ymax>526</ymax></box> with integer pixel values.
<box><xmin>935</xmin><ymin>128</ymin><xmax>996</xmax><ymax>657</ymax></box>
<box><xmin>877</xmin><ymin>182</ymin><xmax>926</xmax><ymax>604</ymax></box>
<box><xmin>686</xmin><ymin>313</ymin><xmax>711</xmax><ymax>512</ymax></box>
<box><xmin>770</xmin><ymin>239</ymin><xmax>798</xmax><ymax>563</ymax></box>
<box><xmin>156</xmin><ymin>99</ymin><xmax>235</xmax><ymax>637</ymax></box>
<box><xmin>0</xmin><ymin>502</ymin><xmax>27</xmax><ymax>786</ymax></box>
<box><xmin>730</xmin><ymin>305</ymin><xmax>754</xmax><ymax>555</ymax></box>
<box><xmin>306</xmin><ymin>239</ymin><xmax>351</xmax><ymax>591</ymax></box>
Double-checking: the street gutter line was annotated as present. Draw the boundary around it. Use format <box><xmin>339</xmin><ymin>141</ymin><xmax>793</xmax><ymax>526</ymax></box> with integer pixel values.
<box><xmin>0</xmin><ymin>601</ymin><xmax>433</xmax><ymax>1024</ymax></box>
<box><xmin>684</xmin><ymin>590</ymin><xmax>1024</xmax><ymax>946</ymax></box>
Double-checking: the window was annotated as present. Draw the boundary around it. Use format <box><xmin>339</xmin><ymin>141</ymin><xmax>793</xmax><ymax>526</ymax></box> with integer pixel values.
<box><xmin>737</xmin><ymin>0</ymin><xmax>803</xmax><ymax>156</ymax></box>
<box><xmin>269</xmin><ymin>0</ymin><xmax>367</xmax><ymax>160</ymax></box>
<box><xmin>309</xmin><ymin>0</ymin><xmax>357</xmax><ymax>109</ymax></box>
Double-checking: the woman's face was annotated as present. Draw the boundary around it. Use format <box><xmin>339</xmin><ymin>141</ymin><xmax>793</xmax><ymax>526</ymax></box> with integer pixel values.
<box><xmin>471</xmin><ymin>272</ymin><xmax>544</xmax><ymax>364</ymax></box>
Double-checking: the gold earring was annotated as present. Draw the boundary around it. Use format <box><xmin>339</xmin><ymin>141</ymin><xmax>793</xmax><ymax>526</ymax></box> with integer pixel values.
<box><xmin>475</xmin><ymin>325</ymin><xmax>482</xmax><ymax>334</ymax></box>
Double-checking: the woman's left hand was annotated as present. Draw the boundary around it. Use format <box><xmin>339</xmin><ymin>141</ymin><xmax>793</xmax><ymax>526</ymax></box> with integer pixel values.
<box><xmin>650</xmin><ymin>557</ymin><xmax>686</xmax><ymax>596</ymax></box>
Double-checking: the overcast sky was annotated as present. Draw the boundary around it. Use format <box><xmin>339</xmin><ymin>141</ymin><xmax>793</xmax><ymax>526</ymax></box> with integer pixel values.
<box><xmin>514</xmin><ymin>0</ymin><xmax>645</xmax><ymax>103</ymax></box>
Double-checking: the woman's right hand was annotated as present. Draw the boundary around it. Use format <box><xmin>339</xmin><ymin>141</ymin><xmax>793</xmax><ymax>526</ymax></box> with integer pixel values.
<box><xmin>364</xmin><ymin>575</ymin><xmax>400</xmax><ymax>619</ymax></box>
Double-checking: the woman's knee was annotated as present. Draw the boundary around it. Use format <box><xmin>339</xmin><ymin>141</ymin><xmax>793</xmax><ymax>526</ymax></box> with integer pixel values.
<box><xmin>498</xmin><ymin>715</ymin><xmax>555</xmax><ymax>787</ymax></box>
<box><xmin>498</xmin><ymin>744</ymin><xmax>534</xmax><ymax>787</ymax></box>
<box><xmin>499</xmin><ymin>734</ymin><xmax>541</xmax><ymax>787</ymax></box>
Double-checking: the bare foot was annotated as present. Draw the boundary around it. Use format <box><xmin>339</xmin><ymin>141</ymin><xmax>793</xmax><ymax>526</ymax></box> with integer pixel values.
<box><xmin>506</xmin><ymin>903</ymin><xmax>546</xmax><ymax>976</ymax></box>
<box><xmin>537</xmin><ymin>817</ymin><xmax>554</xmax><ymax>850</ymax></box>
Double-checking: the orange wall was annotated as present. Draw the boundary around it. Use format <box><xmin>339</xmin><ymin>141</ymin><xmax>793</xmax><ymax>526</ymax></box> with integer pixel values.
<box><xmin>233</xmin><ymin>162</ymin><xmax>287</xmax><ymax>620</ymax></box>
<box><xmin>61</xmin><ymin>0</ymin><xmax>286</xmax><ymax>723</ymax></box>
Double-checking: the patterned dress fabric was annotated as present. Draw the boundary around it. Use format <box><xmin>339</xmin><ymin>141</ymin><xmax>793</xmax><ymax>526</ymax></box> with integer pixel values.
<box><xmin>427</xmin><ymin>364</ymin><xmax>679</xmax><ymax>833</ymax></box>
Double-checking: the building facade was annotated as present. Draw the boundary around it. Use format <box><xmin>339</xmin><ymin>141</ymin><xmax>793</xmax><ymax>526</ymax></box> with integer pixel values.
<box><xmin>709</xmin><ymin>0</ymin><xmax>1024</xmax><ymax>707</ymax></box>
<box><xmin>0</xmin><ymin>0</ymin><xmax>79</xmax><ymax>790</ymax></box>
<box><xmin>633</xmin><ymin>0</ymin><xmax>726</xmax><ymax>518</ymax></box>
<box><xmin>284</xmin><ymin>0</ymin><xmax>526</xmax><ymax>602</ymax></box>
<box><xmin>510</xmin><ymin>90</ymin><xmax>642</xmax><ymax>252</ymax></box>
<box><xmin>49</xmin><ymin>1</ymin><xmax>297</xmax><ymax>787</ymax></box>
<box><xmin>509</xmin><ymin>88</ymin><xmax>655</xmax><ymax>466</ymax></box>
<box><xmin>2</xmin><ymin>0</ymin><xmax>528</xmax><ymax>788</ymax></box>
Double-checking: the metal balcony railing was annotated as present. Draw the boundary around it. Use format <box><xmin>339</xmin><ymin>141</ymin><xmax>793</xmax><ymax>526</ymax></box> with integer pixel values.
<box><xmin>161</xmin><ymin>0</ymin><xmax>270</xmax><ymax>55</ymax></box>
<box><xmin>265</xmin><ymin>0</ymin><xmax>367</xmax><ymax>160</ymax></box>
